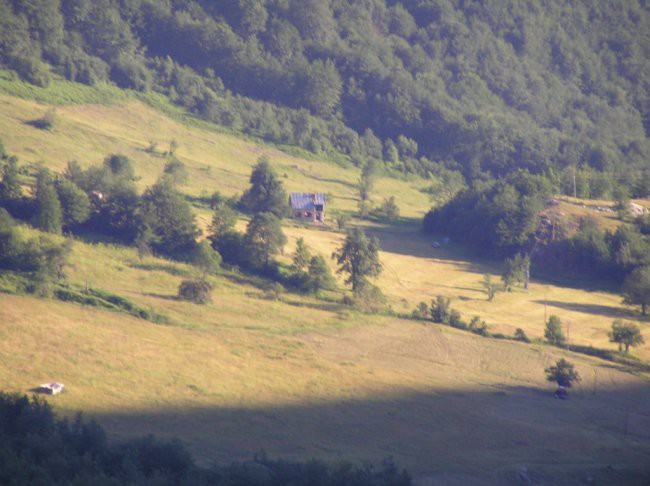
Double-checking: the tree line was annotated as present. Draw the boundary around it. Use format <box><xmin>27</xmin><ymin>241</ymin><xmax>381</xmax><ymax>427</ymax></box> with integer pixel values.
<box><xmin>0</xmin><ymin>0</ymin><xmax>647</xmax><ymax>195</ymax></box>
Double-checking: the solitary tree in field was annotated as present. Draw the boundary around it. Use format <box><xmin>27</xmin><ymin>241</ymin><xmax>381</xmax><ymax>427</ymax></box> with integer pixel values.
<box><xmin>544</xmin><ymin>315</ymin><xmax>566</xmax><ymax>346</ymax></box>
<box><xmin>357</xmin><ymin>160</ymin><xmax>377</xmax><ymax>214</ymax></box>
<box><xmin>482</xmin><ymin>273</ymin><xmax>496</xmax><ymax>301</ymax></box>
<box><xmin>622</xmin><ymin>266</ymin><xmax>650</xmax><ymax>315</ymax></box>
<box><xmin>609</xmin><ymin>319</ymin><xmax>645</xmax><ymax>353</ymax></box>
<box><xmin>501</xmin><ymin>253</ymin><xmax>530</xmax><ymax>290</ymax></box>
<box><xmin>545</xmin><ymin>358</ymin><xmax>581</xmax><ymax>388</ymax></box>
<box><xmin>332</xmin><ymin>227</ymin><xmax>381</xmax><ymax>291</ymax></box>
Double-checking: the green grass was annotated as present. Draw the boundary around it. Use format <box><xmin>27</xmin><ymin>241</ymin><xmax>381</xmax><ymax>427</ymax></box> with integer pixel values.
<box><xmin>1</xmin><ymin>80</ymin><xmax>650</xmax><ymax>482</ymax></box>
<box><xmin>0</xmin><ymin>70</ymin><xmax>130</xmax><ymax>105</ymax></box>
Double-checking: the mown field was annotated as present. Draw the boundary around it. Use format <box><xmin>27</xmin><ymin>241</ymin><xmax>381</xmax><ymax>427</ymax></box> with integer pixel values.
<box><xmin>1</xmin><ymin>77</ymin><xmax>649</xmax><ymax>483</ymax></box>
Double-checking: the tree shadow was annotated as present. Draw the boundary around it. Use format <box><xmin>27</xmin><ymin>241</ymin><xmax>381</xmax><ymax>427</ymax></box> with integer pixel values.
<box><xmin>533</xmin><ymin>300</ymin><xmax>637</xmax><ymax>319</ymax></box>
<box><xmin>281</xmin><ymin>297</ymin><xmax>343</xmax><ymax>313</ymax></box>
<box><xmin>141</xmin><ymin>292</ymin><xmax>178</xmax><ymax>302</ymax></box>
<box><xmin>364</xmin><ymin>225</ymin><xmax>486</xmax><ymax>273</ymax></box>
<box><xmin>129</xmin><ymin>262</ymin><xmax>192</xmax><ymax>278</ymax></box>
<box><xmin>87</xmin><ymin>382</ymin><xmax>650</xmax><ymax>484</ymax></box>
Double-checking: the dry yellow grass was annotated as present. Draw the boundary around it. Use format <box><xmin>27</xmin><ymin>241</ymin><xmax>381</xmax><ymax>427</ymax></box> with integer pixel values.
<box><xmin>0</xmin><ymin>93</ymin><xmax>430</xmax><ymax>218</ymax></box>
<box><xmin>1</xmin><ymin>83</ymin><xmax>650</xmax><ymax>482</ymax></box>
<box><xmin>280</xmin><ymin>222</ymin><xmax>650</xmax><ymax>362</ymax></box>
<box><xmin>1</xmin><ymin>287</ymin><xmax>649</xmax><ymax>481</ymax></box>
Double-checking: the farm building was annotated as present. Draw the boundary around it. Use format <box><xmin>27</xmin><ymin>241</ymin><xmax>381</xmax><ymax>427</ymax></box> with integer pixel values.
<box><xmin>289</xmin><ymin>193</ymin><xmax>325</xmax><ymax>223</ymax></box>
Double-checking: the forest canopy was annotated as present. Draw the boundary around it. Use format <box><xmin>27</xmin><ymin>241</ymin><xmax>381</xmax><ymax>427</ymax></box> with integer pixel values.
<box><xmin>0</xmin><ymin>0</ymin><xmax>648</xmax><ymax>193</ymax></box>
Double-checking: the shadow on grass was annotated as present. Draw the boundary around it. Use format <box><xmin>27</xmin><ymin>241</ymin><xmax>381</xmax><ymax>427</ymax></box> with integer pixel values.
<box><xmin>141</xmin><ymin>292</ymin><xmax>179</xmax><ymax>302</ymax></box>
<box><xmin>363</xmin><ymin>224</ymin><xmax>486</xmax><ymax>272</ymax></box>
<box><xmin>534</xmin><ymin>300</ymin><xmax>636</xmax><ymax>319</ymax></box>
<box><xmin>129</xmin><ymin>262</ymin><xmax>191</xmax><ymax>278</ymax></box>
<box><xmin>282</xmin><ymin>297</ymin><xmax>343</xmax><ymax>313</ymax></box>
<box><xmin>88</xmin><ymin>383</ymin><xmax>650</xmax><ymax>484</ymax></box>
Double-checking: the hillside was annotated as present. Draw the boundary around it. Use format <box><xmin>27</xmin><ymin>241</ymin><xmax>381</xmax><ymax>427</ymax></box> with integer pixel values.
<box><xmin>1</xmin><ymin>75</ymin><xmax>650</xmax><ymax>484</ymax></box>
<box><xmin>1</xmin><ymin>77</ymin><xmax>647</xmax><ymax>360</ymax></box>
<box><xmin>1</xmin><ymin>0</ymin><xmax>648</xmax><ymax>195</ymax></box>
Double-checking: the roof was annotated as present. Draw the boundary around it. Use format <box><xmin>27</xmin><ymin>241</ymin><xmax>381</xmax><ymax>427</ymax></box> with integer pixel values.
<box><xmin>289</xmin><ymin>193</ymin><xmax>325</xmax><ymax>210</ymax></box>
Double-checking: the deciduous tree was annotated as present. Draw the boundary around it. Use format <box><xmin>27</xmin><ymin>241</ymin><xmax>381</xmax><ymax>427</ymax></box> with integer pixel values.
<box><xmin>545</xmin><ymin>358</ymin><xmax>580</xmax><ymax>388</ymax></box>
<box><xmin>622</xmin><ymin>266</ymin><xmax>650</xmax><ymax>315</ymax></box>
<box><xmin>609</xmin><ymin>319</ymin><xmax>645</xmax><ymax>353</ymax></box>
<box><xmin>35</xmin><ymin>170</ymin><xmax>62</xmax><ymax>234</ymax></box>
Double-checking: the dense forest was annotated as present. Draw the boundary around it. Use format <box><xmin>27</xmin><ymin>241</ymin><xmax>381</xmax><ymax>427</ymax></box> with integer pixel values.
<box><xmin>0</xmin><ymin>0</ymin><xmax>648</xmax><ymax>195</ymax></box>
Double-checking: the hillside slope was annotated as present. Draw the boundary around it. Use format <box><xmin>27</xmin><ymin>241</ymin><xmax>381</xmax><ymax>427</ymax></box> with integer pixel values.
<box><xmin>1</xmin><ymin>85</ymin><xmax>649</xmax><ymax>483</ymax></box>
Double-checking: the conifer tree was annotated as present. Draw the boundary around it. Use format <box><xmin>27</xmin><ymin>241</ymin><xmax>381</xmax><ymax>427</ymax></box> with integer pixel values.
<box><xmin>332</xmin><ymin>227</ymin><xmax>382</xmax><ymax>291</ymax></box>
<box><xmin>240</xmin><ymin>156</ymin><xmax>289</xmax><ymax>218</ymax></box>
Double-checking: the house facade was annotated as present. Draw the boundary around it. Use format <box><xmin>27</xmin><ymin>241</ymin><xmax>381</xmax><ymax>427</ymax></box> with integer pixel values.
<box><xmin>289</xmin><ymin>192</ymin><xmax>325</xmax><ymax>223</ymax></box>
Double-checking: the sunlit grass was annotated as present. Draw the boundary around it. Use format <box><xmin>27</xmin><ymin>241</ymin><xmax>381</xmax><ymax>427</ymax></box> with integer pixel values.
<box><xmin>1</xmin><ymin>81</ymin><xmax>649</xmax><ymax>478</ymax></box>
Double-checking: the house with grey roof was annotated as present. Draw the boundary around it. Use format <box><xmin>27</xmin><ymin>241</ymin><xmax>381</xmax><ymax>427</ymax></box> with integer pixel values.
<box><xmin>289</xmin><ymin>192</ymin><xmax>325</xmax><ymax>223</ymax></box>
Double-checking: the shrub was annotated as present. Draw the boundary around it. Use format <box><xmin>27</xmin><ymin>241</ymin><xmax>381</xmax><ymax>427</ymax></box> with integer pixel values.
<box><xmin>514</xmin><ymin>328</ymin><xmax>530</xmax><ymax>342</ymax></box>
<box><xmin>544</xmin><ymin>315</ymin><xmax>566</xmax><ymax>346</ymax></box>
<box><xmin>411</xmin><ymin>301</ymin><xmax>429</xmax><ymax>320</ymax></box>
<box><xmin>163</xmin><ymin>157</ymin><xmax>188</xmax><ymax>185</ymax></box>
<box><xmin>545</xmin><ymin>358</ymin><xmax>581</xmax><ymax>388</ymax></box>
<box><xmin>469</xmin><ymin>316</ymin><xmax>488</xmax><ymax>336</ymax></box>
<box><xmin>30</xmin><ymin>108</ymin><xmax>57</xmax><ymax>130</ymax></box>
<box><xmin>448</xmin><ymin>309</ymin><xmax>467</xmax><ymax>329</ymax></box>
<box><xmin>264</xmin><ymin>282</ymin><xmax>285</xmax><ymax>300</ymax></box>
<box><xmin>348</xmin><ymin>283</ymin><xmax>388</xmax><ymax>313</ymax></box>
<box><xmin>430</xmin><ymin>295</ymin><xmax>451</xmax><ymax>323</ymax></box>
<box><xmin>178</xmin><ymin>279</ymin><xmax>212</xmax><ymax>304</ymax></box>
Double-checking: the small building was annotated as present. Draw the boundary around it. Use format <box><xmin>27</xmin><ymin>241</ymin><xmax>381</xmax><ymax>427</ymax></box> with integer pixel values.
<box><xmin>37</xmin><ymin>383</ymin><xmax>65</xmax><ymax>395</ymax></box>
<box><xmin>289</xmin><ymin>192</ymin><xmax>325</xmax><ymax>223</ymax></box>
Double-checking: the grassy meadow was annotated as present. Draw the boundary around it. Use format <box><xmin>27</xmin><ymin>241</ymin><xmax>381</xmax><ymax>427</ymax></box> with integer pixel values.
<box><xmin>1</xmin><ymin>77</ymin><xmax>650</xmax><ymax>482</ymax></box>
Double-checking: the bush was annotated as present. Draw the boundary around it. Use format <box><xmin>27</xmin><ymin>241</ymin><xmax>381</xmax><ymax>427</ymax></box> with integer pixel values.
<box><xmin>430</xmin><ymin>295</ymin><xmax>451</xmax><ymax>323</ymax></box>
<box><xmin>411</xmin><ymin>301</ymin><xmax>429</xmax><ymax>320</ymax></box>
<box><xmin>30</xmin><ymin>108</ymin><xmax>57</xmax><ymax>130</ymax></box>
<box><xmin>448</xmin><ymin>309</ymin><xmax>467</xmax><ymax>329</ymax></box>
<box><xmin>178</xmin><ymin>279</ymin><xmax>212</xmax><ymax>304</ymax></box>
<box><xmin>163</xmin><ymin>157</ymin><xmax>188</xmax><ymax>185</ymax></box>
<box><xmin>347</xmin><ymin>283</ymin><xmax>388</xmax><ymax>313</ymax></box>
<box><xmin>264</xmin><ymin>282</ymin><xmax>285</xmax><ymax>300</ymax></box>
<box><xmin>469</xmin><ymin>316</ymin><xmax>488</xmax><ymax>336</ymax></box>
<box><xmin>544</xmin><ymin>315</ymin><xmax>566</xmax><ymax>346</ymax></box>
<box><xmin>514</xmin><ymin>328</ymin><xmax>530</xmax><ymax>342</ymax></box>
